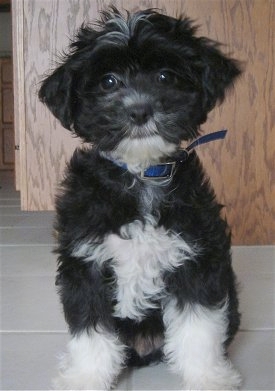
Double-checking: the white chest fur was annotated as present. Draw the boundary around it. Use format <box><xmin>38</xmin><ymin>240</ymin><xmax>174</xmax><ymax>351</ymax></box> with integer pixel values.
<box><xmin>72</xmin><ymin>216</ymin><xmax>195</xmax><ymax>321</ymax></box>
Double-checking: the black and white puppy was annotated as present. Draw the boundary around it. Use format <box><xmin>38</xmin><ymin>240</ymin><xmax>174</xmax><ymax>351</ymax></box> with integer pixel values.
<box><xmin>39</xmin><ymin>8</ymin><xmax>242</xmax><ymax>390</ymax></box>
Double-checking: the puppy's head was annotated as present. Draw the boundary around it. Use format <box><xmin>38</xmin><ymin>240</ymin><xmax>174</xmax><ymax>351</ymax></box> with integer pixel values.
<box><xmin>39</xmin><ymin>8</ymin><xmax>241</xmax><ymax>168</ymax></box>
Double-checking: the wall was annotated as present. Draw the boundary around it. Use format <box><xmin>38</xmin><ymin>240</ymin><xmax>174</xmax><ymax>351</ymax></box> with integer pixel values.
<box><xmin>12</xmin><ymin>0</ymin><xmax>275</xmax><ymax>245</ymax></box>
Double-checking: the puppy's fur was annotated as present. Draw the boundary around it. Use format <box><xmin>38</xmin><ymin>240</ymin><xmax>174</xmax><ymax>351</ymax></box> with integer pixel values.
<box><xmin>39</xmin><ymin>8</ymin><xmax>242</xmax><ymax>390</ymax></box>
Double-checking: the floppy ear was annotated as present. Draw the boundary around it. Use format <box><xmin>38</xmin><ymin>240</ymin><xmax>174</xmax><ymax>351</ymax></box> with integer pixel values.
<box><xmin>39</xmin><ymin>64</ymin><xmax>74</xmax><ymax>130</ymax></box>
<box><xmin>199</xmin><ymin>41</ymin><xmax>241</xmax><ymax>113</ymax></box>
<box><xmin>151</xmin><ymin>14</ymin><xmax>242</xmax><ymax>116</ymax></box>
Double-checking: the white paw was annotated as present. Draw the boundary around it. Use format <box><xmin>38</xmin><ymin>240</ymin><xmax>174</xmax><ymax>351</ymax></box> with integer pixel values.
<box><xmin>52</xmin><ymin>329</ymin><xmax>125</xmax><ymax>390</ymax></box>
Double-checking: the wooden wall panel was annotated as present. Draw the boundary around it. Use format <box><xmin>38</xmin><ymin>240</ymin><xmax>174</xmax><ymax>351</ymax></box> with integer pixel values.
<box><xmin>13</xmin><ymin>0</ymin><xmax>275</xmax><ymax>244</ymax></box>
<box><xmin>12</xmin><ymin>0</ymin><xmax>24</xmax><ymax>191</ymax></box>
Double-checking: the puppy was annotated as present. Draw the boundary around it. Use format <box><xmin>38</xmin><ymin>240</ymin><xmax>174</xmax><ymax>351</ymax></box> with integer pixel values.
<box><xmin>39</xmin><ymin>7</ymin><xmax>242</xmax><ymax>390</ymax></box>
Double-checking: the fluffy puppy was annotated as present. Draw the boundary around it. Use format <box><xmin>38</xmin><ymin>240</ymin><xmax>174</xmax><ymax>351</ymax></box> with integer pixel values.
<box><xmin>39</xmin><ymin>7</ymin><xmax>242</xmax><ymax>390</ymax></box>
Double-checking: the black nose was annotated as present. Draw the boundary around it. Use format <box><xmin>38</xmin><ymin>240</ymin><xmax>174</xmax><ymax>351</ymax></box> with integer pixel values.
<box><xmin>129</xmin><ymin>104</ymin><xmax>153</xmax><ymax>126</ymax></box>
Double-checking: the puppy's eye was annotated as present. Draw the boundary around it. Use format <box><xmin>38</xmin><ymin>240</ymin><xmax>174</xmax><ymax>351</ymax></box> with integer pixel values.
<box><xmin>156</xmin><ymin>70</ymin><xmax>176</xmax><ymax>85</ymax></box>
<box><xmin>100</xmin><ymin>74</ymin><xmax>120</xmax><ymax>92</ymax></box>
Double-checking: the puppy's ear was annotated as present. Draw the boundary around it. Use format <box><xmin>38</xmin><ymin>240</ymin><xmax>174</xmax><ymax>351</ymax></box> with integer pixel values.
<box><xmin>199</xmin><ymin>41</ymin><xmax>241</xmax><ymax>112</ymax></box>
<box><xmin>39</xmin><ymin>64</ymin><xmax>74</xmax><ymax>130</ymax></box>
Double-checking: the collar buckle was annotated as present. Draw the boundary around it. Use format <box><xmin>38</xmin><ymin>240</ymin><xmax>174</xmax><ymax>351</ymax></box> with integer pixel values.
<box><xmin>140</xmin><ymin>161</ymin><xmax>176</xmax><ymax>180</ymax></box>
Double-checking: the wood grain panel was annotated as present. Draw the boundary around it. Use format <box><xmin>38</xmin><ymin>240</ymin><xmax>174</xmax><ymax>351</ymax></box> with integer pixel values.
<box><xmin>12</xmin><ymin>0</ymin><xmax>25</xmax><ymax>191</ymax></box>
<box><xmin>180</xmin><ymin>0</ymin><xmax>275</xmax><ymax>245</ymax></box>
<box><xmin>14</xmin><ymin>0</ymin><xmax>275</xmax><ymax>244</ymax></box>
<box><xmin>176</xmin><ymin>0</ymin><xmax>275</xmax><ymax>245</ymax></box>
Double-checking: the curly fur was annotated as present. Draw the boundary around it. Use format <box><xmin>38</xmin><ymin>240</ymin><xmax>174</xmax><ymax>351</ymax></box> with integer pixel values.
<box><xmin>39</xmin><ymin>7</ymin><xmax>242</xmax><ymax>390</ymax></box>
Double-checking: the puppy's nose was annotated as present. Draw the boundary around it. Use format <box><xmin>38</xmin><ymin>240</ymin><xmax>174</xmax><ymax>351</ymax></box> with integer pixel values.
<box><xmin>129</xmin><ymin>104</ymin><xmax>153</xmax><ymax>126</ymax></box>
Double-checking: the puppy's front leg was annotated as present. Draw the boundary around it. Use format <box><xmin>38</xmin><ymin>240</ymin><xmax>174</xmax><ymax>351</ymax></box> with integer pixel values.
<box><xmin>53</xmin><ymin>327</ymin><xmax>125</xmax><ymax>390</ymax></box>
<box><xmin>163</xmin><ymin>299</ymin><xmax>242</xmax><ymax>390</ymax></box>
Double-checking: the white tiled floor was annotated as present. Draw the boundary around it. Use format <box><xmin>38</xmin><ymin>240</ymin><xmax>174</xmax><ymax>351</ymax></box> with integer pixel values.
<box><xmin>1</xmin><ymin>171</ymin><xmax>275</xmax><ymax>390</ymax></box>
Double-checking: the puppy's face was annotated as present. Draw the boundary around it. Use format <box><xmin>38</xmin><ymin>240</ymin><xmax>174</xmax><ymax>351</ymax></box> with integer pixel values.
<box><xmin>73</xmin><ymin>50</ymin><xmax>205</xmax><ymax>165</ymax></box>
<box><xmin>39</xmin><ymin>8</ymin><xmax>240</xmax><ymax>166</ymax></box>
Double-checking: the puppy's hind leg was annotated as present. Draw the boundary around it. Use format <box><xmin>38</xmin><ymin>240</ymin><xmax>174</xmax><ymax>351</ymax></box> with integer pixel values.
<box><xmin>53</xmin><ymin>327</ymin><xmax>126</xmax><ymax>390</ymax></box>
<box><xmin>163</xmin><ymin>300</ymin><xmax>242</xmax><ymax>390</ymax></box>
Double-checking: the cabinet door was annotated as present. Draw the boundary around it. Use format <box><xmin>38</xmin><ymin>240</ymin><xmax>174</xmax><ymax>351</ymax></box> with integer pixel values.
<box><xmin>12</xmin><ymin>0</ymin><xmax>275</xmax><ymax>245</ymax></box>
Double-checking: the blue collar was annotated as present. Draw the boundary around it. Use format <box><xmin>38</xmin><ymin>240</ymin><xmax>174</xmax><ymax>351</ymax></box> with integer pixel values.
<box><xmin>112</xmin><ymin>129</ymin><xmax>227</xmax><ymax>180</ymax></box>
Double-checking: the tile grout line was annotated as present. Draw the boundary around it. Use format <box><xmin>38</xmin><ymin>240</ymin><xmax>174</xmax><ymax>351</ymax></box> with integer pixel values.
<box><xmin>0</xmin><ymin>246</ymin><xmax>54</xmax><ymax>248</ymax></box>
<box><xmin>0</xmin><ymin>330</ymin><xmax>68</xmax><ymax>334</ymax></box>
<box><xmin>0</xmin><ymin>244</ymin><xmax>54</xmax><ymax>247</ymax></box>
<box><xmin>0</xmin><ymin>226</ymin><xmax>54</xmax><ymax>229</ymax></box>
<box><xmin>1</xmin><ymin>328</ymin><xmax>274</xmax><ymax>334</ymax></box>
<box><xmin>0</xmin><ymin>245</ymin><xmax>54</xmax><ymax>249</ymax></box>
<box><xmin>239</xmin><ymin>327</ymin><xmax>275</xmax><ymax>332</ymax></box>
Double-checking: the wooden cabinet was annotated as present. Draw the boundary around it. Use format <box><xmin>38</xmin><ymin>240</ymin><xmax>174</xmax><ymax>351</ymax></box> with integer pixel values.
<box><xmin>12</xmin><ymin>0</ymin><xmax>275</xmax><ymax>244</ymax></box>
<box><xmin>0</xmin><ymin>57</ymin><xmax>14</xmax><ymax>170</ymax></box>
